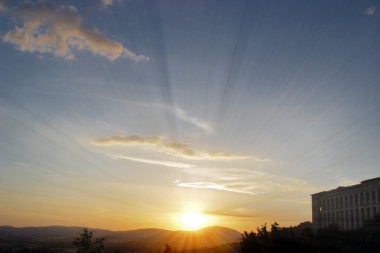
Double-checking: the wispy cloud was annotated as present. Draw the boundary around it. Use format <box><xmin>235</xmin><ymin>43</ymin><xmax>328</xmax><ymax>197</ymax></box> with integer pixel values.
<box><xmin>176</xmin><ymin>167</ymin><xmax>314</xmax><ymax>195</ymax></box>
<box><xmin>154</xmin><ymin>104</ymin><xmax>214</xmax><ymax>133</ymax></box>
<box><xmin>205</xmin><ymin>208</ymin><xmax>257</xmax><ymax>218</ymax></box>
<box><xmin>254</xmin><ymin>158</ymin><xmax>270</xmax><ymax>162</ymax></box>
<box><xmin>92</xmin><ymin>135</ymin><xmax>252</xmax><ymax>160</ymax></box>
<box><xmin>110</xmin><ymin>154</ymin><xmax>195</xmax><ymax>168</ymax></box>
<box><xmin>0</xmin><ymin>0</ymin><xmax>7</xmax><ymax>11</ymax></box>
<box><xmin>101</xmin><ymin>0</ymin><xmax>114</xmax><ymax>7</ymax></box>
<box><xmin>0</xmin><ymin>1</ymin><xmax>148</xmax><ymax>61</ymax></box>
<box><xmin>364</xmin><ymin>6</ymin><xmax>376</xmax><ymax>16</ymax></box>
<box><xmin>178</xmin><ymin>181</ymin><xmax>255</xmax><ymax>195</ymax></box>
<box><xmin>93</xmin><ymin>135</ymin><xmax>163</xmax><ymax>146</ymax></box>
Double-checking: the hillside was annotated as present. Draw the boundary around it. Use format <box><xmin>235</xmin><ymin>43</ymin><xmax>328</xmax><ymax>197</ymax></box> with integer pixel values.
<box><xmin>0</xmin><ymin>225</ymin><xmax>241</xmax><ymax>252</ymax></box>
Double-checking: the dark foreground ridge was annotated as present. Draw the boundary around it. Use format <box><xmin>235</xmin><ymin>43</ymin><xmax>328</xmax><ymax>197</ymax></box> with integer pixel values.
<box><xmin>0</xmin><ymin>225</ymin><xmax>241</xmax><ymax>253</ymax></box>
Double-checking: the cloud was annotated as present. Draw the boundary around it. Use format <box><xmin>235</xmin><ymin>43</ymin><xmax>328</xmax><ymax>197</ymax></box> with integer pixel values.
<box><xmin>136</xmin><ymin>103</ymin><xmax>214</xmax><ymax>133</ymax></box>
<box><xmin>171</xmin><ymin>106</ymin><xmax>213</xmax><ymax>133</ymax></box>
<box><xmin>178</xmin><ymin>182</ymin><xmax>255</xmax><ymax>195</ymax></box>
<box><xmin>254</xmin><ymin>158</ymin><xmax>270</xmax><ymax>162</ymax></box>
<box><xmin>176</xmin><ymin>167</ymin><xmax>314</xmax><ymax>195</ymax></box>
<box><xmin>0</xmin><ymin>0</ymin><xmax>8</xmax><ymax>11</ymax></box>
<box><xmin>101</xmin><ymin>0</ymin><xmax>114</xmax><ymax>7</ymax></box>
<box><xmin>205</xmin><ymin>208</ymin><xmax>257</xmax><ymax>218</ymax></box>
<box><xmin>156</xmin><ymin>104</ymin><xmax>214</xmax><ymax>133</ymax></box>
<box><xmin>1</xmin><ymin>1</ymin><xmax>148</xmax><ymax>61</ymax></box>
<box><xmin>110</xmin><ymin>154</ymin><xmax>195</xmax><ymax>168</ymax></box>
<box><xmin>92</xmin><ymin>135</ymin><xmax>251</xmax><ymax>160</ymax></box>
<box><xmin>93</xmin><ymin>135</ymin><xmax>163</xmax><ymax>145</ymax></box>
<box><xmin>364</xmin><ymin>6</ymin><xmax>376</xmax><ymax>16</ymax></box>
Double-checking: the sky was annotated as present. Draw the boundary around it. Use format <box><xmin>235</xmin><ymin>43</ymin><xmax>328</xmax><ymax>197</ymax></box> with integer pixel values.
<box><xmin>0</xmin><ymin>0</ymin><xmax>379</xmax><ymax>232</ymax></box>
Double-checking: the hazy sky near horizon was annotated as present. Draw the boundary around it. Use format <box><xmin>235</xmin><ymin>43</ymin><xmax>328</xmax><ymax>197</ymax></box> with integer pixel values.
<box><xmin>0</xmin><ymin>0</ymin><xmax>379</xmax><ymax>231</ymax></box>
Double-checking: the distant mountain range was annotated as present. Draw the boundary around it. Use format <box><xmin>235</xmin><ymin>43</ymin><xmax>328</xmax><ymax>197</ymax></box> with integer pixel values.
<box><xmin>0</xmin><ymin>225</ymin><xmax>242</xmax><ymax>252</ymax></box>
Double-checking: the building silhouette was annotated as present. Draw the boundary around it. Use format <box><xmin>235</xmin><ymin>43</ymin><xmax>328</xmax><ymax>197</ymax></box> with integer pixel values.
<box><xmin>312</xmin><ymin>177</ymin><xmax>380</xmax><ymax>230</ymax></box>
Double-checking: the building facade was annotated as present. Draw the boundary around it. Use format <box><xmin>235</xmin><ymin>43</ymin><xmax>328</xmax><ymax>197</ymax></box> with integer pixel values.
<box><xmin>311</xmin><ymin>177</ymin><xmax>380</xmax><ymax>230</ymax></box>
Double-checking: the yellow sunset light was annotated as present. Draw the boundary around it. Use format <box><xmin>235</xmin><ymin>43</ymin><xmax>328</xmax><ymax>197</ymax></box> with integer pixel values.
<box><xmin>179</xmin><ymin>211</ymin><xmax>208</xmax><ymax>231</ymax></box>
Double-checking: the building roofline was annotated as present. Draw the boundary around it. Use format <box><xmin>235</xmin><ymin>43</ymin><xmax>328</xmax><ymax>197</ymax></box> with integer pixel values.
<box><xmin>361</xmin><ymin>177</ymin><xmax>380</xmax><ymax>184</ymax></box>
<box><xmin>311</xmin><ymin>177</ymin><xmax>380</xmax><ymax>196</ymax></box>
<box><xmin>311</xmin><ymin>184</ymin><xmax>360</xmax><ymax>196</ymax></box>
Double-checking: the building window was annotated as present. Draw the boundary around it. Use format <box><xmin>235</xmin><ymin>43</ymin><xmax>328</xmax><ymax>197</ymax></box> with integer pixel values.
<box><xmin>367</xmin><ymin>208</ymin><xmax>371</xmax><ymax>220</ymax></box>
<box><xmin>373</xmin><ymin>207</ymin><xmax>377</xmax><ymax>218</ymax></box>
<box><xmin>360</xmin><ymin>192</ymin><xmax>364</xmax><ymax>205</ymax></box>
<box><xmin>337</xmin><ymin>212</ymin><xmax>340</xmax><ymax>224</ymax></box>
<box><xmin>349</xmin><ymin>195</ymin><xmax>353</xmax><ymax>207</ymax></box>
<box><xmin>332</xmin><ymin>212</ymin><xmax>335</xmax><ymax>223</ymax></box>
<box><xmin>346</xmin><ymin>210</ymin><xmax>349</xmax><ymax>223</ymax></box>
<box><xmin>345</xmin><ymin>196</ymin><xmax>348</xmax><ymax>208</ymax></box>
<box><xmin>355</xmin><ymin>209</ymin><xmax>359</xmax><ymax>224</ymax></box>
<box><xmin>335</xmin><ymin>198</ymin><xmax>338</xmax><ymax>209</ymax></box>
<box><xmin>366</xmin><ymin>192</ymin><xmax>370</xmax><ymax>204</ymax></box>
<box><xmin>340</xmin><ymin>197</ymin><xmax>343</xmax><ymax>208</ymax></box>
<box><xmin>327</xmin><ymin>199</ymin><xmax>330</xmax><ymax>210</ymax></box>
<box><xmin>355</xmin><ymin>193</ymin><xmax>358</xmax><ymax>207</ymax></box>
<box><xmin>350</xmin><ymin>210</ymin><xmax>354</xmax><ymax>227</ymax></box>
<box><xmin>371</xmin><ymin>191</ymin><xmax>375</xmax><ymax>203</ymax></box>
<box><xmin>331</xmin><ymin>198</ymin><xmax>335</xmax><ymax>209</ymax></box>
<box><xmin>361</xmin><ymin>208</ymin><xmax>365</xmax><ymax>222</ymax></box>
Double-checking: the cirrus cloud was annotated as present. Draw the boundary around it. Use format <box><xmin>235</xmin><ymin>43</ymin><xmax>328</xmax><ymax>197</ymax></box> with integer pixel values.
<box><xmin>92</xmin><ymin>135</ymin><xmax>254</xmax><ymax>161</ymax></box>
<box><xmin>102</xmin><ymin>0</ymin><xmax>115</xmax><ymax>7</ymax></box>
<box><xmin>0</xmin><ymin>0</ymin><xmax>7</xmax><ymax>11</ymax></box>
<box><xmin>204</xmin><ymin>208</ymin><xmax>257</xmax><ymax>218</ymax></box>
<box><xmin>152</xmin><ymin>104</ymin><xmax>214</xmax><ymax>133</ymax></box>
<box><xmin>176</xmin><ymin>167</ymin><xmax>314</xmax><ymax>195</ymax></box>
<box><xmin>110</xmin><ymin>154</ymin><xmax>195</xmax><ymax>168</ymax></box>
<box><xmin>364</xmin><ymin>6</ymin><xmax>376</xmax><ymax>16</ymax></box>
<box><xmin>177</xmin><ymin>181</ymin><xmax>255</xmax><ymax>195</ymax></box>
<box><xmin>1</xmin><ymin>1</ymin><xmax>148</xmax><ymax>61</ymax></box>
<box><xmin>93</xmin><ymin>135</ymin><xmax>163</xmax><ymax>145</ymax></box>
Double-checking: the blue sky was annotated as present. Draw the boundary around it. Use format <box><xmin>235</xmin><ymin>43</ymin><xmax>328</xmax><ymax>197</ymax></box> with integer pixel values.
<box><xmin>0</xmin><ymin>0</ymin><xmax>379</xmax><ymax>230</ymax></box>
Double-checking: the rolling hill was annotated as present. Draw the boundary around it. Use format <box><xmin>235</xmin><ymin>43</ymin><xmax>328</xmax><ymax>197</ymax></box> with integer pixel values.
<box><xmin>0</xmin><ymin>225</ymin><xmax>242</xmax><ymax>252</ymax></box>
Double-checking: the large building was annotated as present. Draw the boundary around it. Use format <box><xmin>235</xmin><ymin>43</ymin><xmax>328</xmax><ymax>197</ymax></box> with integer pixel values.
<box><xmin>311</xmin><ymin>177</ymin><xmax>380</xmax><ymax>230</ymax></box>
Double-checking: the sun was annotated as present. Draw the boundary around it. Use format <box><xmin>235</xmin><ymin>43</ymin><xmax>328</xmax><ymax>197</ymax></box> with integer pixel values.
<box><xmin>179</xmin><ymin>211</ymin><xmax>208</xmax><ymax>231</ymax></box>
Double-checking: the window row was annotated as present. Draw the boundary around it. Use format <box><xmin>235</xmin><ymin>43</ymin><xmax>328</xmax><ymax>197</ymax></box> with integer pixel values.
<box><xmin>317</xmin><ymin>189</ymin><xmax>380</xmax><ymax>211</ymax></box>
<box><xmin>316</xmin><ymin>206</ymin><xmax>378</xmax><ymax>225</ymax></box>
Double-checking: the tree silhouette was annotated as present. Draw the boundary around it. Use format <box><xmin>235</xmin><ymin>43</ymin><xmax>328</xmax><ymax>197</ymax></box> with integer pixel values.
<box><xmin>163</xmin><ymin>243</ymin><xmax>172</xmax><ymax>253</ymax></box>
<box><xmin>270</xmin><ymin>222</ymin><xmax>279</xmax><ymax>233</ymax></box>
<box><xmin>257</xmin><ymin>223</ymin><xmax>269</xmax><ymax>240</ymax></box>
<box><xmin>240</xmin><ymin>231</ymin><xmax>262</xmax><ymax>253</ymax></box>
<box><xmin>73</xmin><ymin>227</ymin><xmax>105</xmax><ymax>253</ymax></box>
